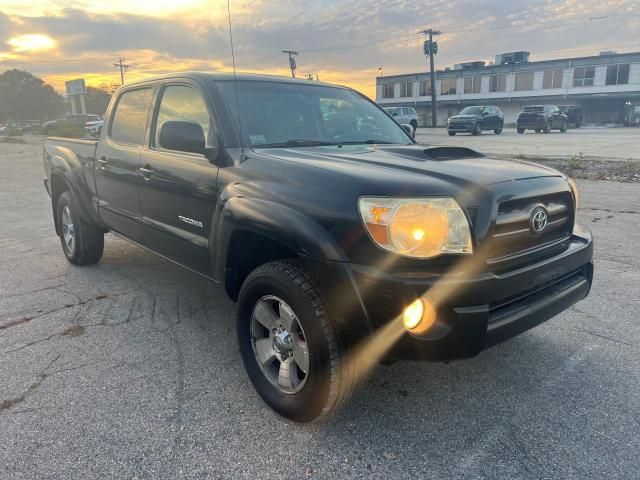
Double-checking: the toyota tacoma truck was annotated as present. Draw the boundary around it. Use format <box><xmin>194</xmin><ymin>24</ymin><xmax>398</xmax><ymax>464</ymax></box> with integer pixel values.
<box><xmin>43</xmin><ymin>73</ymin><xmax>593</xmax><ymax>422</ymax></box>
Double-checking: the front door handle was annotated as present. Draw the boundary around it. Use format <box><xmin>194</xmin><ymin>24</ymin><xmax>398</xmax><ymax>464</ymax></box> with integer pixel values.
<box><xmin>138</xmin><ymin>167</ymin><xmax>154</xmax><ymax>179</ymax></box>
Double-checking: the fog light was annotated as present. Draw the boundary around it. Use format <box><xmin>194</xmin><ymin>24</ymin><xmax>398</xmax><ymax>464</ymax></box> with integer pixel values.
<box><xmin>402</xmin><ymin>298</ymin><xmax>436</xmax><ymax>334</ymax></box>
<box><xmin>403</xmin><ymin>299</ymin><xmax>424</xmax><ymax>330</ymax></box>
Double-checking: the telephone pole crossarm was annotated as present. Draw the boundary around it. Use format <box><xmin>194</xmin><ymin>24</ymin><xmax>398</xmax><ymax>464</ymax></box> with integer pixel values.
<box><xmin>113</xmin><ymin>57</ymin><xmax>130</xmax><ymax>85</ymax></box>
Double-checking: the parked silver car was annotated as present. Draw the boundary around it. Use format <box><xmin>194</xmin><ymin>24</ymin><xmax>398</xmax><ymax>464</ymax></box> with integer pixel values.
<box><xmin>384</xmin><ymin>106</ymin><xmax>418</xmax><ymax>134</ymax></box>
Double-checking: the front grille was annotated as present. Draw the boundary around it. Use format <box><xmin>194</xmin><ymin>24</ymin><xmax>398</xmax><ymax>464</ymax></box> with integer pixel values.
<box><xmin>487</xmin><ymin>192</ymin><xmax>574</xmax><ymax>265</ymax></box>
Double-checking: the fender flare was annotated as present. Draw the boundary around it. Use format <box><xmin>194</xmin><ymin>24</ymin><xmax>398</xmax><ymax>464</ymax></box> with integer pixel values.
<box><xmin>212</xmin><ymin>196</ymin><xmax>348</xmax><ymax>280</ymax></box>
<box><xmin>46</xmin><ymin>146</ymin><xmax>100</xmax><ymax>231</ymax></box>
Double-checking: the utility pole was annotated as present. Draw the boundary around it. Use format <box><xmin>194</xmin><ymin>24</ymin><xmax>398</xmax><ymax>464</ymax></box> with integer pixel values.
<box><xmin>113</xmin><ymin>57</ymin><xmax>130</xmax><ymax>85</ymax></box>
<box><xmin>418</xmin><ymin>29</ymin><xmax>441</xmax><ymax>127</ymax></box>
<box><xmin>281</xmin><ymin>50</ymin><xmax>298</xmax><ymax>78</ymax></box>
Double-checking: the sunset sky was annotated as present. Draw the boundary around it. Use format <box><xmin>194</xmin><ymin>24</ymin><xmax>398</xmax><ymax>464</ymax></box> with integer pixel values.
<box><xmin>0</xmin><ymin>0</ymin><xmax>639</xmax><ymax>98</ymax></box>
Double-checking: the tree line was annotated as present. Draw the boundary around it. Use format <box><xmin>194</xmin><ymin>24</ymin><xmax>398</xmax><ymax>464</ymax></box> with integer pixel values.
<box><xmin>0</xmin><ymin>69</ymin><xmax>112</xmax><ymax>123</ymax></box>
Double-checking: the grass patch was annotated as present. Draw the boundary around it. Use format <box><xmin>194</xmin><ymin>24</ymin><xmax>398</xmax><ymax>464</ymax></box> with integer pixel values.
<box><xmin>526</xmin><ymin>156</ymin><xmax>640</xmax><ymax>182</ymax></box>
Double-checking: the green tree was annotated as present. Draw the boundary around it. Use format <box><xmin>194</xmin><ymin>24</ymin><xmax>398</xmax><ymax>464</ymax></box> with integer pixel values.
<box><xmin>0</xmin><ymin>69</ymin><xmax>65</xmax><ymax>122</ymax></box>
<box><xmin>85</xmin><ymin>86</ymin><xmax>112</xmax><ymax>116</ymax></box>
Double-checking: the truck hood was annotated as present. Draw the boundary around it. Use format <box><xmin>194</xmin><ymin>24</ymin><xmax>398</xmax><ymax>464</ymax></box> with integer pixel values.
<box><xmin>254</xmin><ymin>144</ymin><xmax>561</xmax><ymax>188</ymax></box>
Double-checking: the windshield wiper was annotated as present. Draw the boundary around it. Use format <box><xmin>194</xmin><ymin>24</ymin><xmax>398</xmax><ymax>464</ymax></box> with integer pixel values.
<box><xmin>256</xmin><ymin>139</ymin><xmax>339</xmax><ymax>148</ymax></box>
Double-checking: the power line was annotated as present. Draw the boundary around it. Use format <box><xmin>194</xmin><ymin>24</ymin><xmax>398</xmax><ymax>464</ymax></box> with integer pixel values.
<box><xmin>296</xmin><ymin>12</ymin><xmax>640</xmax><ymax>56</ymax></box>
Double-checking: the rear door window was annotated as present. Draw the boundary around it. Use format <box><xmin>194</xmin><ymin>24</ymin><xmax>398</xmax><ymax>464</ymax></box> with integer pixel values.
<box><xmin>110</xmin><ymin>88</ymin><xmax>153</xmax><ymax>145</ymax></box>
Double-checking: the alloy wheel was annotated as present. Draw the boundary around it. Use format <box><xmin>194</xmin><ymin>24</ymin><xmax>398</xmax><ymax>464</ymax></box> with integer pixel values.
<box><xmin>61</xmin><ymin>206</ymin><xmax>75</xmax><ymax>254</ymax></box>
<box><xmin>250</xmin><ymin>295</ymin><xmax>310</xmax><ymax>394</ymax></box>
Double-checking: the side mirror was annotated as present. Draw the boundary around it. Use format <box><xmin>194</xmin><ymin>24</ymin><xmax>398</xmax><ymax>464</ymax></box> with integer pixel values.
<box><xmin>401</xmin><ymin>124</ymin><xmax>415</xmax><ymax>138</ymax></box>
<box><xmin>159</xmin><ymin>121</ymin><xmax>205</xmax><ymax>155</ymax></box>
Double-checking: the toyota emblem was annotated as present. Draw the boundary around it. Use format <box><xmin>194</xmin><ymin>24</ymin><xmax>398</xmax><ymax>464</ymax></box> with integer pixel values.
<box><xmin>530</xmin><ymin>206</ymin><xmax>548</xmax><ymax>234</ymax></box>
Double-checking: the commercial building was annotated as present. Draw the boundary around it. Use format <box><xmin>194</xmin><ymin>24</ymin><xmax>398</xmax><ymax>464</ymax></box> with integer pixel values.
<box><xmin>376</xmin><ymin>51</ymin><xmax>640</xmax><ymax>126</ymax></box>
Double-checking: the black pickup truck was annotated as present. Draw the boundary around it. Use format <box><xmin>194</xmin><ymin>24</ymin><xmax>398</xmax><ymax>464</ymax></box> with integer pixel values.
<box><xmin>43</xmin><ymin>73</ymin><xmax>593</xmax><ymax>422</ymax></box>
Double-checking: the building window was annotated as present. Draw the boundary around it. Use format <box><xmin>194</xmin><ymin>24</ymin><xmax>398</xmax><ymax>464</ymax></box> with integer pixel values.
<box><xmin>419</xmin><ymin>79</ymin><xmax>432</xmax><ymax>96</ymax></box>
<box><xmin>399</xmin><ymin>81</ymin><xmax>413</xmax><ymax>97</ymax></box>
<box><xmin>489</xmin><ymin>74</ymin><xmax>506</xmax><ymax>92</ymax></box>
<box><xmin>606</xmin><ymin>64</ymin><xmax>630</xmax><ymax>85</ymax></box>
<box><xmin>463</xmin><ymin>76</ymin><xmax>481</xmax><ymax>94</ymax></box>
<box><xmin>440</xmin><ymin>78</ymin><xmax>457</xmax><ymax>95</ymax></box>
<box><xmin>542</xmin><ymin>68</ymin><xmax>563</xmax><ymax>89</ymax></box>
<box><xmin>514</xmin><ymin>72</ymin><xmax>534</xmax><ymax>91</ymax></box>
<box><xmin>573</xmin><ymin>66</ymin><xmax>596</xmax><ymax>87</ymax></box>
<box><xmin>382</xmin><ymin>84</ymin><xmax>394</xmax><ymax>98</ymax></box>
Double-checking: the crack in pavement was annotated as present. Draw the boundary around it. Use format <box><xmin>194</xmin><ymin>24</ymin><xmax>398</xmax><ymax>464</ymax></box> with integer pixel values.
<box><xmin>0</xmin><ymin>354</ymin><xmax>62</xmax><ymax>413</ymax></box>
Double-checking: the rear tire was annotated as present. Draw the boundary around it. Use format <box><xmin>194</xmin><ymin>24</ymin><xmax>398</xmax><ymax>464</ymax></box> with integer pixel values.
<box><xmin>56</xmin><ymin>191</ymin><xmax>104</xmax><ymax>265</ymax></box>
<box><xmin>472</xmin><ymin>124</ymin><xmax>481</xmax><ymax>136</ymax></box>
<box><xmin>543</xmin><ymin>121</ymin><xmax>551</xmax><ymax>134</ymax></box>
<box><xmin>236</xmin><ymin>260</ymin><xmax>354</xmax><ymax>423</ymax></box>
<box><xmin>560</xmin><ymin>122</ymin><xmax>567</xmax><ymax>133</ymax></box>
<box><xmin>494</xmin><ymin>126</ymin><xmax>503</xmax><ymax>134</ymax></box>
<box><xmin>448</xmin><ymin>131</ymin><xmax>456</xmax><ymax>136</ymax></box>
<box><xmin>517</xmin><ymin>128</ymin><xmax>525</xmax><ymax>134</ymax></box>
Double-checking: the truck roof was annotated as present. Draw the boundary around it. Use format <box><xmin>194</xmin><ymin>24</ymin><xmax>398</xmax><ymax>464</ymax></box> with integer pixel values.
<box><xmin>124</xmin><ymin>71</ymin><xmax>347</xmax><ymax>90</ymax></box>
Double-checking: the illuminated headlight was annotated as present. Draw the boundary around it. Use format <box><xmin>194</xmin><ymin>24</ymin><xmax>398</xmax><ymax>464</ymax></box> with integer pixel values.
<box><xmin>358</xmin><ymin>197</ymin><xmax>473</xmax><ymax>259</ymax></box>
<box><xmin>566</xmin><ymin>176</ymin><xmax>579</xmax><ymax>209</ymax></box>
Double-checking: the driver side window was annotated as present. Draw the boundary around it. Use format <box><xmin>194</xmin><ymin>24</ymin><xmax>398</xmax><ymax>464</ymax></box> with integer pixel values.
<box><xmin>154</xmin><ymin>85</ymin><xmax>210</xmax><ymax>150</ymax></box>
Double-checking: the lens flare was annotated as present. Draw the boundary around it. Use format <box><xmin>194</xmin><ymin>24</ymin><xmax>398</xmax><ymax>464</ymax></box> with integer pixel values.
<box><xmin>402</xmin><ymin>299</ymin><xmax>424</xmax><ymax>330</ymax></box>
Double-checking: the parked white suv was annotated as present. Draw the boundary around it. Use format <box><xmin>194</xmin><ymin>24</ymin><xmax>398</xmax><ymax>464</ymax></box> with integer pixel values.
<box><xmin>384</xmin><ymin>106</ymin><xmax>418</xmax><ymax>135</ymax></box>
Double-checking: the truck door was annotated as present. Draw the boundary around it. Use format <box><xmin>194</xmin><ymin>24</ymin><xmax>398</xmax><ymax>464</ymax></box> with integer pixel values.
<box><xmin>138</xmin><ymin>82</ymin><xmax>219</xmax><ymax>276</ymax></box>
<box><xmin>94</xmin><ymin>87</ymin><xmax>153</xmax><ymax>242</ymax></box>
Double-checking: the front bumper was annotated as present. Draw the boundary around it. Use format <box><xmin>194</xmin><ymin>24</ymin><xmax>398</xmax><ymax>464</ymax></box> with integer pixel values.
<box><xmin>447</xmin><ymin>123</ymin><xmax>476</xmax><ymax>133</ymax></box>
<box><xmin>317</xmin><ymin>225</ymin><xmax>593</xmax><ymax>362</ymax></box>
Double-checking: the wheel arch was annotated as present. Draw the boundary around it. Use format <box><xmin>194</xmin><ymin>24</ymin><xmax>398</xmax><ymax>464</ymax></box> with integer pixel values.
<box><xmin>213</xmin><ymin>197</ymin><xmax>348</xmax><ymax>301</ymax></box>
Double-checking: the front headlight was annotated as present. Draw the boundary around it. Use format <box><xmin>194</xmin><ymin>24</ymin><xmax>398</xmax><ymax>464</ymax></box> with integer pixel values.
<box><xmin>566</xmin><ymin>176</ymin><xmax>579</xmax><ymax>208</ymax></box>
<box><xmin>358</xmin><ymin>197</ymin><xmax>473</xmax><ymax>258</ymax></box>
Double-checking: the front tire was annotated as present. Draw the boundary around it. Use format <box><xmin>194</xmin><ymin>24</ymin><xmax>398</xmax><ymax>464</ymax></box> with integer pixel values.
<box><xmin>494</xmin><ymin>126</ymin><xmax>503</xmax><ymax>134</ymax></box>
<box><xmin>543</xmin><ymin>121</ymin><xmax>551</xmax><ymax>134</ymax></box>
<box><xmin>56</xmin><ymin>191</ymin><xmax>104</xmax><ymax>265</ymax></box>
<box><xmin>472</xmin><ymin>123</ymin><xmax>481</xmax><ymax>136</ymax></box>
<box><xmin>517</xmin><ymin>127</ymin><xmax>525</xmax><ymax>134</ymax></box>
<box><xmin>448</xmin><ymin>131</ymin><xmax>456</xmax><ymax>136</ymax></box>
<box><xmin>236</xmin><ymin>260</ymin><xmax>354</xmax><ymax>422</ymax></box>
<box><xmin>560</xmin><ymin>122</ymin><xmax>567</xmax><ymax>133</ymax></box>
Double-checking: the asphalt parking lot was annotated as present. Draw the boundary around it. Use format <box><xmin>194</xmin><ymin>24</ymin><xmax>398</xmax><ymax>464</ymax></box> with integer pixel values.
<box><xmin>1</xmin><ymin>137</ymin><xmax>639</xmax><ymax>479</ymax></box>
<box><xmin>415</xmin><ymin>126</ymin><xmax>639</xmax><ymax>161</ymax></box>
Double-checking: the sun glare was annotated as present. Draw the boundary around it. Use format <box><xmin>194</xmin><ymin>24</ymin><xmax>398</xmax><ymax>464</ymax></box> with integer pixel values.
<box><xmin>7</xmin><ymin>34</ymin><xmax>56</xmax><ymax>52</ymax></box>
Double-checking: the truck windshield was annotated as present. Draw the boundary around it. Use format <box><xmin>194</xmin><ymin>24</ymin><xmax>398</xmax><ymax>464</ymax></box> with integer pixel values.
<box><xmin>459</xmin><ymin>106</ymin><xmax>484</xmax><ymax>115</ymax></box>
<box><xmin>522</xmin><ymin>106</ymin><xmax>544</xmax><ymax>112</ymax></box>
<box><xmin>218</xmin><ymin>81</ymin><xmax>412</xmax><ymax>148</ymax></box>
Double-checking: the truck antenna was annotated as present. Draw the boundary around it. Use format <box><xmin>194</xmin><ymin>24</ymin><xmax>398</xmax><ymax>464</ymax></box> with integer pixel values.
<box><xmin>226</xmin><ymin>0</ymin><xmax>244</xmax><ymax>154</ymax></box>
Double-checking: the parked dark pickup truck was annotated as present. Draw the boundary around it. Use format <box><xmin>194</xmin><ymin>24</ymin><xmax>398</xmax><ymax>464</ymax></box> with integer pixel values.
<box><xmin>43</xmin><ymin>73</ymin><xmax>593</xmax><ymax>422</ymax></box>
